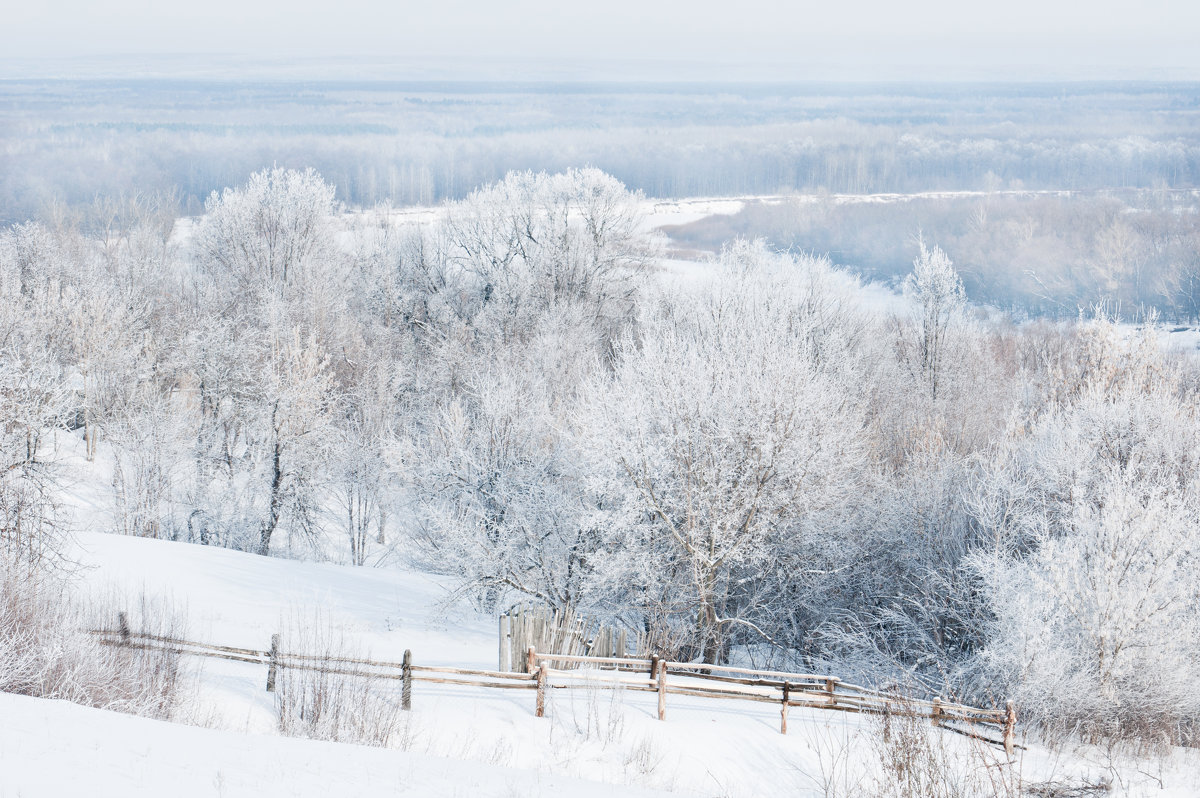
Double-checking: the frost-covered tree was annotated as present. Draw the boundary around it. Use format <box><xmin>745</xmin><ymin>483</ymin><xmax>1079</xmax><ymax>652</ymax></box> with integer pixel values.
<box><xmin>395</xmin><ymin>169</ymin><xmax>656</xmax><ymax>598</ymax></box>
<box><xmin>194</xmin><ymin>167</ymin><xmax>340</xmax><ymax>294</ymax></box>
<box><xmin>442</xmin><ymin>168</ymin><xmax>651</xmax><ymax>346</ymax></box>
<box><xmin>253</xmin><ymin>324</ymin><xmax>338</xmax><ymax>556</ymax></box>
<box><xmin>580</xmin><ymin>240</ymin><xmax>869</xmax><ymax>663</ymax></box>
<box><xmin>971</xmin><ymin>320</ymin><xmax>1200</xmax><ymax>741</ymax></box>
<box><xmin>901</xmin><ymin>238</ymin><xmax>965</xmax><ymax>400</ymax></box>
<box><xmin>402</xmin><ymin>360</ymin><xmax>587</xmax><ymax>610</ymax></box>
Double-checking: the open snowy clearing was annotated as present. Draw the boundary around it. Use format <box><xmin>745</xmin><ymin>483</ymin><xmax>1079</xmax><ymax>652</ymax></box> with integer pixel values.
<box><xmin>0</xmin><ymin>691</ymin><xmax>682</xmax><ymax>798</ymax></box>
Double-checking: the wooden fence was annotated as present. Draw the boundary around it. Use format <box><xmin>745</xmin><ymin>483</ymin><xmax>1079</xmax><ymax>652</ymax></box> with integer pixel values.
<box><xmin>95</xmin><ymin>612</ymin><xmax>1017</xmax><ymax>756</ymax></box>
<box><xmin>498</xmin><ymin>603</ymin><xmax>643</xmax><ymax>673</ymax></box>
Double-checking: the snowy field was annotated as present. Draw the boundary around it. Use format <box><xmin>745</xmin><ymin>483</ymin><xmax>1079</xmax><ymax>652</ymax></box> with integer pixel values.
<box><xmin>2</xmin><ymin>523</ymin><xmax>1197</xmax><ymax>797</ymax></box>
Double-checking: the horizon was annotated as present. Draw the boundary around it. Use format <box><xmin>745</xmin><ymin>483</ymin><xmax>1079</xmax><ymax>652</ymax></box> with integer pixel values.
<box><xmin>4</xmin><ymin>54</ymin><xmax>1199</xmax><ymax>84</ymax></box>
<box><xmin>4</xmin><ymin>0</ymin><xmax>1199</xmax><ymax>83</ymax></box>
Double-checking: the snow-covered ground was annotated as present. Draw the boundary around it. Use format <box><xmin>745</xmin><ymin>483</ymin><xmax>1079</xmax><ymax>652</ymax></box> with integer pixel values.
<box><xmin>1</xmin><ymin>524</ymin><xmax>1193</xmax><ymax>797</ymax></box>
<box><xmin>0</xmin><ymin>691</ymin><xmax>679</xmax><ymax>798</ymax></box>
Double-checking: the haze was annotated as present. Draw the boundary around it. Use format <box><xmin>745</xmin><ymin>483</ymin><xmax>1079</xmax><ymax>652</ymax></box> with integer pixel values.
<box><xmin>3</xmin><ymin>0</ymin><xmax>1199</xmax><ymax>80</ymax></box>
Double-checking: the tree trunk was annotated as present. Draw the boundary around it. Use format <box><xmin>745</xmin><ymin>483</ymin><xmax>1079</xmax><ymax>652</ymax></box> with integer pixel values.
<box><xmin>260</xmin><ymin>437</ymin><xmax>284</xmax><ymax>555</ymax></box>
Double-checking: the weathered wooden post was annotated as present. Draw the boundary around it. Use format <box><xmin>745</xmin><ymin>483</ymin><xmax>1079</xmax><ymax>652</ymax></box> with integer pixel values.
<box><xmin>401</xmin><ymin>649</ymin><xmax>412</xmax><ymax>710</ymax></box>
<box><xmin>649</xmin><ymin>655</ymin><xmax>659</xmax><ymax>683</ymax></box>
<box><xmin>498</xmin><ymin>613</ymin><xmax>511</xmax><ymax>672</ymax></box>
<box><xmin>656</xmin><ymin>660</ymin><xmax>667</xmax><ymax>721</ymax></box>
<box><xmin>266</xmin><ymin>633</ymin><xmax>280</xmax><ymax>692</ymax></box>
<box><xmin>535</xmin><ymin>663</ymin><xmax>547</xmax><ymax>718</ymax></box>
<box><xmin>526</xmin><ymin>645</ymin><xmax>537</xmax><ymax>676</ymax></box>
<box><xmin>117</xmin><ymin>611</ymin><xmax>131</xmax><ymax>645</ymax></box>
<box><xmin>931</xmin><ymin>697</ymin><xmax>942</xmax><ymax>728</ymax></box>
<box><xmin>781</xmin><ymin>682</ymin><xmax>790</xmax><ymax>735</ymax></box>
<box><xmin>1003</xmin><ymin>700</ymin><xmax>1016</xmax><ymax>757</ymax></box>
<box><xmin>825</xmin><ymin>677</ymin><xmax>837</xmax><ymax>708</ymax></box>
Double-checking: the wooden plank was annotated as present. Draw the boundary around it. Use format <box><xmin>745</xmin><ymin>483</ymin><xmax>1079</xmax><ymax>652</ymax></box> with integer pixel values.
<box><xmin>535</xmin><ymin>665</ymin><xmax>547</xmax><ymax>717</ymax></box>
<box><xmin>663</xmin><ymin>661</ymin><xmax>835</xmax><ymax>682</ymax></box>
<box><xmin>266</xmin><ymin>633</ymin><xmax>280</xmax><ymax>692</ymax></box>
<box><xmin>546</xmin><ymin>684</ymin><xmax>658</xmax><ymax>694</ymax></box>
<box><xmin>402</xmin><ymin>649</ymin><xmax>412</xmax><ymax>710</ymax></box>
<box><xmin>98</xmin><ymin>639</ymin><xmax>268</xmax><ymax>666</ymax></box>
<box><xmin>665</xmin><ymin>686</ymin><xmax>781</xmax><ymax>705</ymax></box>
<box><xmin>1003</xmin><ymin>700</ymin><xmax>1017</xmax><ymax>756</ymax></box>
<box><xmin>534</xmin><ymin>653</ymin><xmax>652</xmax><ymax>667</ymax></box>
<box><xmin>412</xmin><ymin>676</ymin><xmax>536</xmax><ymax>689</ymax></box>
<box><xmin>542</xmin><ymin>671</ymin><xmax>656</xmax><ymax>689</ymax></box>
<box><xmin>941</xmin><ymin>719</ymin><xmax>1027</xmax><ymax>751</ymax></box>
<box><xmin>95</xmin><ymin>631</ymin><xmax>268</xmax><ymax>659</ymax></box>
<box><xmin>409</xmin><ymin>666</ymin><xmax>532</xmax><ymax>681</ymax></box>
<box><xmin>499</xmin><ymin>614</ymin><xmax>510</xmax><ymax>673</ymax></box>
<box><xmin>656</xmin><ymin>660</ymin><xmax>666</xmax><ymax>721</ymax></box>
<box><xmin>681</xmin><ymin>671</ymin><xmax>825</xmax><ymax>690</ymax></box>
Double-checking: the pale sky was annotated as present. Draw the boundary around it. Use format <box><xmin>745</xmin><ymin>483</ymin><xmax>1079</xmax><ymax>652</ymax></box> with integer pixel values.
<box><xmin>3</xmin><ymin>0</ymin><xmax>1198</xmax><ymax>80</ymax></box>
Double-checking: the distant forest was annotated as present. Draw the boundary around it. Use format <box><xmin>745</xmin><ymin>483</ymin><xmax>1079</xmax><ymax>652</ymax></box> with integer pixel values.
<box><xmin>2</xmin><ymin>80</ymin><xmax>1200</xmax><ymax>223</ymax></box>
<box><xmin>665</xmin><ymin>191</ymin><xmax>1200</xmax><ymax>322</ymax></box>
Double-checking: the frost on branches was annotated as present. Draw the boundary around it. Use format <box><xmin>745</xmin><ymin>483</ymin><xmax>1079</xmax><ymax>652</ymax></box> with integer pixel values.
<box><xmin>4</xmin><ymin>166</ymin><xmax>1200</xmax><ymax>747</ymax></box>
<box><xmin>972</xmin><ymin>320</ymin><xmax>1200</xmax><ymax>741</ymax></box>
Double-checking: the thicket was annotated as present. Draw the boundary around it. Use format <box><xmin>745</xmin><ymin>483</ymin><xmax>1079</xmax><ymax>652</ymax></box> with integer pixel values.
<box><xmin>666</xmin><ymin>192</ymin><xmax>1200</xmax><ymax>323</ymax></box>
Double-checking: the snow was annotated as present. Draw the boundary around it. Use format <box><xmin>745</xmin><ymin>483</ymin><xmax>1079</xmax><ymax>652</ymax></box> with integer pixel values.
<box><xmin>0</xmin><ymin>692</ymin><xmax>678</xmax><ymax>798</ymax></box>
<box><xmin>0</xmin><ymin>528</ymin><xmax>1180</xmax><ymax>796</ymax></box>
<box><xmin>73</xmin><ymin>532</ymin><xmax>486</xmax><ymax>665</ymax></box>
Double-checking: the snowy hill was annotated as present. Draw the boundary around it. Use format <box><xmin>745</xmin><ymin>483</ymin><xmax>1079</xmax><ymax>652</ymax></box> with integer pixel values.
<box><xmin>0</xmin><ymin>529</ymin><xmax>1191</xmax><ymax>797</ymax></box>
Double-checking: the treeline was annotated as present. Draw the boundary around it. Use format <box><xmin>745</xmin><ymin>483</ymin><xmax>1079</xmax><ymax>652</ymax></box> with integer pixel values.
<box><xmin>2</xmin><ymin>168</ymin><xmax>1199</xmax><ymax>746</ymax></box>
<box><xmin>668</xmin><ymin>191</ymin><xmax>1200</xmax><ymax>323</ymax></box>
<box><xmin>3</xmin><ymin>80</ymin><xmax>1200</xmax><ymax>222</ymax></box>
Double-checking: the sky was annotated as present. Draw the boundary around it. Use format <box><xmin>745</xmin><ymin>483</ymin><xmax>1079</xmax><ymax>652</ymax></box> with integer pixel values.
<box><xmin>2</xmin><ymin>0</ymin><xmax>1198</xmax><ymax>81</ymax></box>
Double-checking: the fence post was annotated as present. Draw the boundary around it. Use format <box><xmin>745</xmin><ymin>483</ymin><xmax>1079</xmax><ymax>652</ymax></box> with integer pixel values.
<box><xmin>402</xmin><ymin>649</ymin><xmax>412</xmax><ymax>710</ymax></box>
<box><xmin>656</xmin><ymin>660</ymin><xmax>667</xmax><ymax>721</ymax></box>
<box><xmin>931</xmin><ymin>697</ymin><xmax>942</xmax><ymax>728</ymax></box>
<box><xmin>1003</xmin><ymin>700</ymin><xmax>1016</xmax><ymax>757</ymax></box>
<box><xmin>117</xmin><ymin>611</ymin><xmax>131</xmax><ymax>645</ymax></box>
<box><xmin>535</xmin><ymin>663</ymin><xmax>547</xmax><ymax>718</ymax></box>
<box><xmin>498</xmin><ymin>614</ymin><xmax>510</xmax><ymax>673</ymax></box>
<box><xmin>649</xmin><ymin>655</ymin><xmax>659</xmax><ymax>684</ymax></box>
<box><xmin>266</xmin><ymin>633</ymin><xmax>280</xmax><ymax>692</ymax></box>
<box><xmin>781</xmin><ymin>682</ymin><xmax>790</xmax><ymax>735</ymax></box>
<box><xmin>825</xmin><ymin>677</ymin><xmax>837</xmax><ymax>708</ymax></box>
<box><xmin>526</xmin><ymin>645</ymin><xmax>537</xmax><ymax>676</ymax></box>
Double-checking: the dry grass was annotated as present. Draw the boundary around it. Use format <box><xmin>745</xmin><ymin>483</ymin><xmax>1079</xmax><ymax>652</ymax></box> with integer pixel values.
<box><xmin>0</xmin><ymin>569</ymin><xmax>189</xmax><ymax>720</ymax></box>
<box><xmin>273</xmin><ymin>615</ymin><xmax>410</xmax><ymax>748</ymax></box>
<box><xmin>803</xmin><ymin>701</ymin><xmax>1024</xmax><ymax>798</ymax></box>
<box><xmin>868</xmin><ymin>706</ymin><xmax>1022</xmax><ymax>798</ymax></box>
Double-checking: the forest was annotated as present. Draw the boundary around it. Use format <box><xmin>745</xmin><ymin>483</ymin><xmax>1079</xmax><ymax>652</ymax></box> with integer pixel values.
<box><xmin>2</xmin><ymin>165</ymin><xmax>1198</xmax><ymax>751</ymax></box>
<box><xmin>3</xmin><ymin>80</ymin><xmax>1200</xmax><ymax>222</ymax></box>
<box><xmin>665</xmin><ymin>190</ymin><xmax>1200</xmax><ymax>321</ymax></box>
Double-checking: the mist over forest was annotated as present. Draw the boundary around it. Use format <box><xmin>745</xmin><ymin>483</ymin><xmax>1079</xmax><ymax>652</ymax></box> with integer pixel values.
<box><xmin>5</xmin><ymin>79</ymin><xmax>1200</xmax><ymax>320</ymax></box>
<box><xmin>666</xmin><ymin>190</ymin><xmax>1200</xmax><ymax>321</ymax></box>
<box><xmin>4</xmin><ymin>80</ymin><xmax>1199</xmax><ymax>219</ymax></box>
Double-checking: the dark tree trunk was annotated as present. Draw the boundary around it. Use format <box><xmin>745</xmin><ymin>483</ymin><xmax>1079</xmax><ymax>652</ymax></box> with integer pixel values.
<box><xmin>260</xmin><ymin>437</ymin><xmax>284</xmax><ymax>555</ymax></box>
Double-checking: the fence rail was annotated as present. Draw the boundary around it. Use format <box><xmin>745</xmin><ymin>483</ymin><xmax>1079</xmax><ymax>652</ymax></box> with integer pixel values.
<box><xmin>94</xmin><ymin>614</ymin><xmax>1017</xmax><ymax>756</ymax></box>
